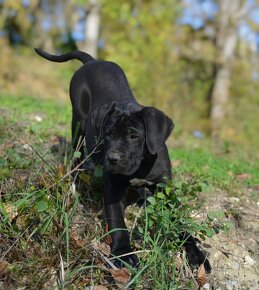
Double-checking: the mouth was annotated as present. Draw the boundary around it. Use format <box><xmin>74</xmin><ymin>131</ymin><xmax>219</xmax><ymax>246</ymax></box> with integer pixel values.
<box><xmin>105</xmin><ymin>160</ymin><xmax>138</xmax><ymax>176</ymax></box>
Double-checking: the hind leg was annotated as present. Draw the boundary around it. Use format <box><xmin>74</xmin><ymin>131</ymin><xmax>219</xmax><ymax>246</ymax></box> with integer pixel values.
<box><xmin>69</xmin><ymin>73</ymin><xmax>91</xmax><ymax>175</ymax></box>
<box><xmin>71</xmin><ymin>112</ymin><xmax>86</xmax><ymax>181</ymax></box>
<box><xmin>72</xmin><ymin>112</ymin><xmax>85</xmax><ymax>152</ymax></box>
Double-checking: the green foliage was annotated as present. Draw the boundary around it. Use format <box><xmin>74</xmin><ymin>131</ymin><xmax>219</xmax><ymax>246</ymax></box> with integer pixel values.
<box><xmin>141</xmin><ymin>179</ymin><xmax>230</xmax><ymax>244</ymax></box>
<box><xmin>100</xmin><ymin>0</ymin><xmax>181</xmax><ymax>109</ymax></box>
<box><xmin>0</xmin><ymin>0</ymin><xmax>39</xmax><ymax>45</ymax></box>
<box><xmin>144</xmin><ymin>181</ymin><xmax>209</xmax><ymax>238</ymax></box>
<box><xmin>227</xmin><ymin>60</ymin><xmax>259</xmax><ymax>151</ymax></box>
<box><xmin>133</xmin><ymin>179</ymin><xmax>232</xmax><ymax>288</ymax></box>
<box><xmin>99</xmin><ymin>0</ymin><xmax>259</xmax><ymax>151</ymax></box>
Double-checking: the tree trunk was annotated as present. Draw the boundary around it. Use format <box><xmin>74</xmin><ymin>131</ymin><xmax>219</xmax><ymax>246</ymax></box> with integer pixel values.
<box><xmin>77</xmin><ymin>0</ymin><xmax>100</xmax><ymax>58</ymax></box>
<box><xmin>210</xmin><ymin>33</ymin><xmax>238</xmax><ymax>138</ymax></box>
<box><xmin>33</xmin><ymin>0</ymin><xmax>55</xmax><ymax>50</ymax></box>
<box><xmin>85</xmin><ymin>0</ymin><xmax>100</xmax><ymax>58</ymax></box>
<box><xmin>209</xmin><ymin>0</ymin><xmax>241</xmax><ymax>138</ymax></box>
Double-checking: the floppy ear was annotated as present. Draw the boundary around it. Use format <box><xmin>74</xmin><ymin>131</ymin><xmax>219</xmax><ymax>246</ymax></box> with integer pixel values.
<box><xmin>86</xmin><ymin>101</ymin><xmax>117</xmax><ymax>146</ymax></box>
<box><xmin>137</xmin><ymin>107</ymin><xmax>174</xmax><ymax>155</ymax></box>
<box><xmin>93</xmin><ymin>101</ymin><xmax>117</xmax><ymax>139</ymax></box>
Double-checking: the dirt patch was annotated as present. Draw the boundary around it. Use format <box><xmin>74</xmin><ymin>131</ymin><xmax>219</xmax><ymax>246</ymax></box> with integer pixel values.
<box><xmin>203</xmin><ymin>189</ymin><xmax>259</xmax><ymax>289</ymax></box>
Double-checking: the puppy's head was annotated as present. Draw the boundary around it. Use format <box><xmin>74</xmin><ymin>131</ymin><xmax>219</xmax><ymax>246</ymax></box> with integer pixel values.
<box><xmin>103</xmin><ymin>113</ymin><xmax>145</xmax><ymax>175</ymax></box>
<box><xmin>99</xmin><ymin>104</ymin><xmax>174</xmax><ymax>176</ymax></box>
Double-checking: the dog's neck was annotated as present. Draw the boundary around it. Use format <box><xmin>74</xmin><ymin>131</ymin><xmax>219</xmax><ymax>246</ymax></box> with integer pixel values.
<box><xmin>131</xmin><ymin>152</ymin><xmax>158</xmax><ymax>180</ymax></box>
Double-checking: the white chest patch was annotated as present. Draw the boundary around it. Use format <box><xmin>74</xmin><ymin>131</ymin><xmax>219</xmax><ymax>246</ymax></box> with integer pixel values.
<box><xmin>129</xmin><ymin>178</ymin><xmax>154</xmax><ymax>187</ymax></box>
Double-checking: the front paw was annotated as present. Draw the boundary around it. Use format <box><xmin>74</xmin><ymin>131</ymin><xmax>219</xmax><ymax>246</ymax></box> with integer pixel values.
<box><xmin>110</xmin><ymin>248</ymin><xmax>139</xmax><ymax>268</ymax></box>
<box><xmin>185</xmin><ymin>244</ymin><xmax>212</xmax><ymax>273</ymax></box>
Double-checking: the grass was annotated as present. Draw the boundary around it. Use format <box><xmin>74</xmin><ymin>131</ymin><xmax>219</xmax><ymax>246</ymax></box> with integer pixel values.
<box><xmin>0</xmin><ymin>94</ymin><xmax>71</xmax><ymax>138</ymax></box>
<box><xmin>170</xmin><ymin>148</ymin><xmax>258</xmax><ymax>187</ymax></box>
<box><xmin>0</xmin><ymin>94</ymin><xmax>258</xmax><ymax>289</ymax></box>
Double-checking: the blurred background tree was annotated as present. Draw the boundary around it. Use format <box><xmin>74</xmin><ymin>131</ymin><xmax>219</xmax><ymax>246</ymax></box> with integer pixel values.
<box><xmin>181</xmin><ymin>0</ymin><xmax>259</xmax><ymax>140</ymax></box>
<box><xmin>0</xmin><ymin>0</ymin><xmax>258</xmax><ymax>152</ymax></box>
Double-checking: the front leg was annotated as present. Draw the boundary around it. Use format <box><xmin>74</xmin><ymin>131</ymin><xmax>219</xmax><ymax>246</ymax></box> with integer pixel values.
<box><xmin>103</xmin><ymin>172</ymin><xmax>139</xmax><ymax>268</ymax></box>
<box><xmin>180</xmin><ymin>233</ymin><xmax>212</xmax><ymax>273</ymax></box>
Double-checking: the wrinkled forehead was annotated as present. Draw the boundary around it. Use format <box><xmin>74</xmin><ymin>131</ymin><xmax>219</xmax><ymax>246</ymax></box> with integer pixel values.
<box><xmin>106</xmin><ymin>112</ymin><xmax>144</xmax><ymax>134</ymax></box>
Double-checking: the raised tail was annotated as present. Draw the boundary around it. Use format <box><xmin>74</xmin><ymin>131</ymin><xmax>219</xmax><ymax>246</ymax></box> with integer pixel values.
<box><xmin>34</xmin><ymin>48</ymin><xmax>95</xmax><ymax>64</ymax></box>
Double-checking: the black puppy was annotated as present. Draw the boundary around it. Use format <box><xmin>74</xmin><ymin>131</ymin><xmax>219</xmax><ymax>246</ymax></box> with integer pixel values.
<box><xmin>35</xmin><ymin>48</ymin><xmax>211</xmax><ymax>272</ymax></box>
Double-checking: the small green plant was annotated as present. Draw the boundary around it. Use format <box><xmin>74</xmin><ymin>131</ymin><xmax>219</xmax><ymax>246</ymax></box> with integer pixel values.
<box><xmin>133</xmin><ymin>178</ymin><xmax>232</xmax><ymax>288</ymax></box>
<box><xmin>141</xmin><ymin>179</ymin><xmax>215</xmax><ymax>242</ymax></box>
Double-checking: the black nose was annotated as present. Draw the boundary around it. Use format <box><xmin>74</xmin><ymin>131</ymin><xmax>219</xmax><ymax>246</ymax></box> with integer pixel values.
<box><xmin>107</xmin><ymin>152</ymin><xmax>121</xmax><ymax>165</ymax></box>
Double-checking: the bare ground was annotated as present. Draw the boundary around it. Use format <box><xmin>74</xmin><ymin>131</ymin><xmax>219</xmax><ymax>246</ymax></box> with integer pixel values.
<box><xmin>203</xmin><ymin>189</ymin><xmax>259</xmax><ymax>290</ymax></box>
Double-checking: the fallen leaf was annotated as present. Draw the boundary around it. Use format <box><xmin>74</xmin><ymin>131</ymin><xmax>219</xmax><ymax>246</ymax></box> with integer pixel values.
<box><xmin>75</xmin><ymin>239</ymin><xmax>88</xmax><ymax>247</ymax></box>
<box><xmin>5</xmin><ymin>142</ymin><xmax>15</xmax><ymax>149</ymax></box>
<box><xmin>3</xmin><ymin>203</ymin><xmax>18</xmax><ymax>222</ymax></box>
<box><xmin>109</xmin><ymin>268</ymin><xmax>131</xmax><ymax>284</ymax></box>
<box><xmin>57</xmin><ymin>163</ymin><xmax>65</xmax><ymax>177</ymax></box>
<box><xmin>0</xmin><ymin>260</ymin><xmax>9</xmax><ymax>277</ymax></box>
<box><xmin>94</xmin><ymin>286</ymin><xmax>108</xmax><ymax>290</ymax></box>
<box><xmin>236</xmin><ymin>173</ymin><xmax>252</xmax><ymax>181</ymax></box>
<box><xmin>197</xmin><ymin>264</ymin><xmax>207</xmax><ymax>288</ymax></box>
<box><xmin>98</xmin><ymin>242</ymin><xmax>111</xmax><ymax>255</ymax></box>
<box><xmin>104</xmin><ymin>224</ymin><xmax>112</xmax><ymax>245</ymax></box>
<box><xmin>174</xmin><ymin>254</ymin><xmax>183</xmax><ymax>270</ymax></box>
<box><xmin>92</xmin><ymin>241</ymin><xmax>111</xmax><ymax>256</ymax></box>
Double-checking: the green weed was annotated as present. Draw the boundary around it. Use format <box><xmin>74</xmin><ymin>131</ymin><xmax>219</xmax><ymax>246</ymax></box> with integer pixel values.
<box><xmin>129</xmin><ymin>178</ymin><xmax>232</xmax><ymax>289</ymax></box>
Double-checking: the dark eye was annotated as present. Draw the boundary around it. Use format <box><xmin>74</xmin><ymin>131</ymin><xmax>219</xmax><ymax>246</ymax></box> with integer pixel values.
<box><xmin>129</xmin><ymin>133</ymin><xmax>139</xmax><ymax>140</ymax></box>
<box><xmin>126</xmin><ymin>128</ymin><xmax>139</xmax><ymax>140</ymax></box>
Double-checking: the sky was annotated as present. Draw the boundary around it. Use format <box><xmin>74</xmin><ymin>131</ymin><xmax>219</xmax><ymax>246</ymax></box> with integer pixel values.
<box><xmin>181</xmin><ymin>0</ymin><xmax>259</xmax><ymax>49</ymax></box>
<box><xmin>181</xmin><ymin>0</ymin><xmax>218</xmax><ymax>29</ymax></box>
